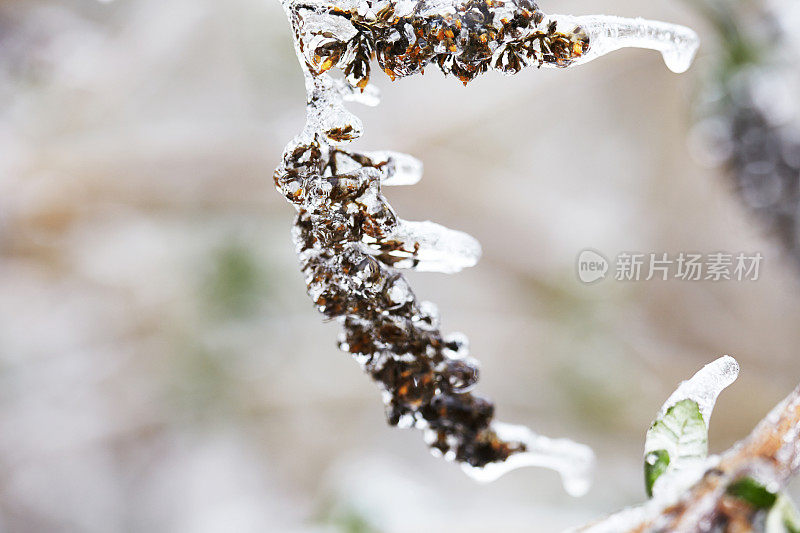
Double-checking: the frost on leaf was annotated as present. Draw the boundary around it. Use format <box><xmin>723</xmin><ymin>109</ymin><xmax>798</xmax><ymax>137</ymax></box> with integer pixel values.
<box><xmin>277</xmin><ymin>0</ymin><xmax>699</xmax><ymax>493</ymax></box>
<box><xmin>579</xmin><ymin>358</ymin><xmax>800</xmax><ymax>531</ymax></box>
<box><xmin>644</xmin><ymin>400</ymin><xmax>706</xmax><ymax>497</ymax></box>
<box><xmin>644</xmin><ymin>356</ymin><xmax>739</xmax><ymax>498</ymax></box>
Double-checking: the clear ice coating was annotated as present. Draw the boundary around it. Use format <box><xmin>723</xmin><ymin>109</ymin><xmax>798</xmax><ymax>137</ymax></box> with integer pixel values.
<box><xmin>554</xmin><ymin>16</ymin><xmax>700</xmax><ymax>74</ymax></box>
<box><xmin>362</xmin><ymin>151</ymin><xmax>423</xmax><ymax>186</ymax></box>
<box><xmin>643</xmin><ymin>356</ymin><xmax>738</xmax><ymax>501</ymax></box>
<box><xmin>276</xmin><ymin>0</ymin><xmax>699</xmax><ymax>492</ymax></box>
<box><xmin>463</xmin><ymin>422</ymin><xmax>595</xmax><ymax>497</ymax></box>
<box><xmin>577</xmin><ymin>355</ymin><xmax>798</xmax><ymax>532</ymax></box>
<box><xmin>657</xmin><ymin>355</ymin><xmax>739</xmax><ymax>425</ymax></box>
<box><xmin>366</xmin><ymin>220</ymin><xmax>482</xmax><ymax>274</ymax></box>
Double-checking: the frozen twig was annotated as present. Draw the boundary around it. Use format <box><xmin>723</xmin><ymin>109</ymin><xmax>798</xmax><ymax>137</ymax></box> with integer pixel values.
<box><xmin>276</xmin><ymin>0</ymin><xmax>698</xmax><ymax>493</ymax></box>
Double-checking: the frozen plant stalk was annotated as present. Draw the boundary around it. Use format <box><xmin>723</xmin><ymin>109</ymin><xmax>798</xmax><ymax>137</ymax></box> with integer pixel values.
<box><xmin>275</xmin><ymin>0</ymin><xmax>698</xmax><ymax>493</ymax></box>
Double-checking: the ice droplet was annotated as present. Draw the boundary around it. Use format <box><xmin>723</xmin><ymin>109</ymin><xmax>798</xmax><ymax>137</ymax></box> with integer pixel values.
<box><xmin>440</xmin><ymin>356</ymin><xmax>480</xmax><ymax>393</ymax></box>
<box><xmin>462</xmin><ymin>422</ymin><xmax>595</xmax><ymax>497</ymax></box>
<box><xmin>442</xmin><ymin>331</ymin><xmax>469</xmax><ymax>358</ymax></box>
<box><xmin>384</xmin><ymin>275</ymin><xmax>413</xmax><ymax>307</ymax></box>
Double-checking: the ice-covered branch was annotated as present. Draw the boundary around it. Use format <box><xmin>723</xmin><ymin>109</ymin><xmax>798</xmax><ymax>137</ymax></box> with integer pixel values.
<box><xmin>276</xmin><ymin>0</ymin><xmax>698</xmax><ymax>493</ymax></box>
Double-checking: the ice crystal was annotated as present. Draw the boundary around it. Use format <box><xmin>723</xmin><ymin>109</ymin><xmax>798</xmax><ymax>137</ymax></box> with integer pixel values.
<box><xmin>276</xmin><ymin>0</ymin><xmax>699</xmax><ymax>491</ymax></box>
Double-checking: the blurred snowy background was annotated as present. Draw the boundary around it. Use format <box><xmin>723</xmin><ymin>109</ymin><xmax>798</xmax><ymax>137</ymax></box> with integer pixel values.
<box><xmin>2</xmin><ymin>0</ymin><xmax>800</xmax><ymax>531</ymax></box>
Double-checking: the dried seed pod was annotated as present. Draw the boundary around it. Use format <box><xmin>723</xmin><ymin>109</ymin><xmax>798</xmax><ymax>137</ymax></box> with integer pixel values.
<box><xmin>278</xmin><ymin>0</ymin><xmax>698</xmax><ymax>490</ymax></box>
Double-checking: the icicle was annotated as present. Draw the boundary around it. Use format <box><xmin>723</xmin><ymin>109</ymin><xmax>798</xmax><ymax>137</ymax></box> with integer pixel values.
<box><xmin>365</xmin><ymin>220</ymin><xmax>481</xmax><ymax>274</ymax></box>
<box><xmin>548</xmin><ymin>15</ymin><xmax>700</xmax><ymax>73</ymax></box>
<box><xmin>361</xmin><ymin>151</ymin><xmax>423</xmax><ymax>186</ymax></box>
<box><xmin>463</xmin><ymin>422</ymin><xmax>595</xmax><ymax>497</ymax></box>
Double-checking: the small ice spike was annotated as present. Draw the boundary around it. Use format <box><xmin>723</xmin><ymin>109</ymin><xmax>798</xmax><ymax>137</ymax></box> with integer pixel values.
<box><xmin>462</xmin><ymin>422</ymin><xmax>595</xmax><ymax>497</ymax></box>
<box><xmin>276</xmin><ymin>0</ymin><xmax>699</xmax><ymax>493</ymax></box>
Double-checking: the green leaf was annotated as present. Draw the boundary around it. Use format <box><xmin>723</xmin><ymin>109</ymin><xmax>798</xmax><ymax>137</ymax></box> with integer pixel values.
<box><xmin>644</xmin><ymin>450</ymin><xmax>670</xmax><ymax>498</ymax></box>
<box><xmin>727</xmin><ymin>477</ymin><xmax>778</xmax><ymax>510</ymax></box>
<box><xmin>726</xmin><ymin>478</ymin><xmax>800</xmax><ymax>532</ymax></box>
<box><xmin>644</xmin><ymin>399</ymin><xmax>707</xmax><ymax>496</ymax></box>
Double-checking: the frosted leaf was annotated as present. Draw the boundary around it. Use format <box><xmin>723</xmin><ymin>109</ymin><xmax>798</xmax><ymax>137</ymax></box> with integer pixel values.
<box><xmin>644</xmin><ymin>400</ymin><xmax>710</xmax><ymax>498</ymax></box>
<box><xmin>644</xmin><ymin>356</ymin><xmax>739</xmax><ymax>498</ymax></box>
<box><xmin>658</xmin><ymin>355</ymin><xmax>739</xmax><ymax>426</ymax></box>
<box><xmin>463</xmin><ymin>422</ymin><xmax>595</xmax><ymax>497</ymax></box>
<box><xmin>581</xmin><ymin>356</ymin><xmax>799</xmax><ymax>530</ymax></box>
